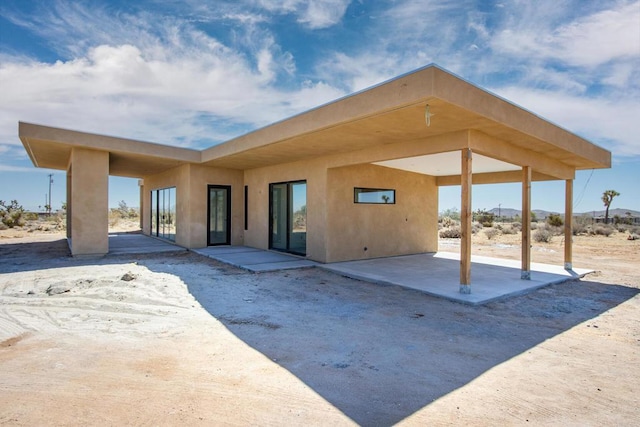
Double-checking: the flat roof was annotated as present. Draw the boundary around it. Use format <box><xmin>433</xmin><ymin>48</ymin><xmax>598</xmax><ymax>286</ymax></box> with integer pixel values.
<box><xmin>19</xmin><ymin>65</ymin><xmax>611</xmax><ymax>178</ymax></box>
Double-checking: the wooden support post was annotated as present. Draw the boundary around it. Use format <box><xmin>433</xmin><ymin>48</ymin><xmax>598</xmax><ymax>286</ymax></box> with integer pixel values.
<box><xmin>564</xmin><ymin>179</ymin><xmax>573</xmax><ymax>270</ymax></box>
<box><xmin>521</xmin><ymin>166</ymin><xmax>531</xmax><ymax>280</ymax></box>
<box><xmin>460</xmin><ymin>148</ymin><xmax>472</xmax><ymax>293</ymax></box>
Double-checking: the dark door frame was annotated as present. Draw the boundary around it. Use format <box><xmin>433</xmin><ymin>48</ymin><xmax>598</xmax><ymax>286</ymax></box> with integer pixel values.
<box><xmin>207</xmin><ymin>185</ymin><xmax>231</xmax><ymax>246</ymax></box>
<box><xmin>268</xmin><ymin>180</ymin><xmax>306</xmax><ymax>256</ymax></box>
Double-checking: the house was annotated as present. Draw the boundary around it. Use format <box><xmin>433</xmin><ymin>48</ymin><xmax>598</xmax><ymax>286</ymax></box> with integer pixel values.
<box><xmin>19</xmin><ymin>65</ymin><xmax>611</xmax><ymax>293</ymax></box>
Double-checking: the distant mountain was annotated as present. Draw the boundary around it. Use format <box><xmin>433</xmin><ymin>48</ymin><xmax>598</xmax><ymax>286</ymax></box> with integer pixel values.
<box><xmin>487</xmin><ymin>207</ymin><xmax>640</xmax><ymax>218</ymax></box>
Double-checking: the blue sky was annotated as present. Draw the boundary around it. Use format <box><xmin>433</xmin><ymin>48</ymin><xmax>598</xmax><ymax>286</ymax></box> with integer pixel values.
<box><xmin>1</xmin><ymin>0</ymin><xmax>638</xmax><ymax>213</ymax></box>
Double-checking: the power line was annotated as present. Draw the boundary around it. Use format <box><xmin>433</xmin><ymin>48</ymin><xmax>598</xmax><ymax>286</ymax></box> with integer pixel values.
<box><xmin>573</xmin><ymin>169</ymin><xmax>594</xmax><ymax>210</ymax></box>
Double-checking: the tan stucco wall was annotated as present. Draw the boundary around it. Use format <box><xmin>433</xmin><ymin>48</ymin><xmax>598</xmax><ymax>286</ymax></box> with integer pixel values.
<box><xmin>326</xmin><ymin>164</ymin><xmax>437</xmax><ymax>263</ymax></box>
<box><xmin>141</xmin><ymin>164</ymin><xmax>243</xmax><ymax>249</ymax></box>
<box><xmin>243</xmin><ymin>161</ymin><xmax>328</xmax><ymax>262</ymax></box>
<box><xmin>243</xmin><ymin>159</ymin><xmax>437</xmax><ymax>263</ymax></box>
<box><xmin>68</xmin><ymin>148</ymin><xmax>109</xmax><ymax>256</ymax></box>
<box><xmin>141</xmin><ymin>164</ymin><xmax>190</xmax><ymax>246</ymax></box>
<box><xmin>186</xmin><ymin>164</ymin><xmax>244</xmax><ymax>248</ymax></box>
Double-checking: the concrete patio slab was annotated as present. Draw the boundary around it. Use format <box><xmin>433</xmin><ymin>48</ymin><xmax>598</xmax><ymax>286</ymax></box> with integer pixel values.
<box><xmin>320</xmin><ymin>252</ymin><xmax>593</xmax><ymax>305</ymax></box>
<box><xmin>106</xmin><ymin>238</ymin><xmax>592</xmax><ymax>304</ymax></box>
<box><xmin>108</xmin><ymin>233</ymin><xmax>187</xmax><ymax>255</ymax></box>
<box><xmin>193</xmin><ymin>246</ymin><xmax>318</xmax><ymax>272</ymax></box>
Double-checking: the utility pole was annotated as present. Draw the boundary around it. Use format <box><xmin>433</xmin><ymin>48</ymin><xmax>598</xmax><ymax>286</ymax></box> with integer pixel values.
<box><xmin>48</xmin><ymin>174</ymin><xmax>53</xmax><ymax>215</ymax></box>
<box><xmin>498</xmin><ymin>203</ymin><xmax>501</xmax><ymax>221</ymax></box>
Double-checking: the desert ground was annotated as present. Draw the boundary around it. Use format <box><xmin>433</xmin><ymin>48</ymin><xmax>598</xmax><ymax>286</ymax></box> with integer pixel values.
<box><xmin>0</xmin><ymin>220</ymin><xmax>638</xmax><ymax>426</ymax></box>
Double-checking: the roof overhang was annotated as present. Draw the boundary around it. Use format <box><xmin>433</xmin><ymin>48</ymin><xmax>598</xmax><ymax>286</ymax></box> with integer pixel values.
<box><xmin>199</xmin><ymin>65</ymin><xmax>611</xmax><ymax>174</ymax></box>
<box><xmin>19</xmin><ymin>122</ymin><xmax>200</xmax><ymax>177</ymax></box>
<box><xmin>19</xmin><ymin>65</ymin><xmax>611</xmax><ymax>180</ymax></box>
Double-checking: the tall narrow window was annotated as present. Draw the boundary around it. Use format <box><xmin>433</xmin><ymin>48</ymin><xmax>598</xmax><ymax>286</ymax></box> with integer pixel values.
<box><xmin>244</xmin><ymin>185</ymin><xmax>248</xmax><ymax>231</ymax></box>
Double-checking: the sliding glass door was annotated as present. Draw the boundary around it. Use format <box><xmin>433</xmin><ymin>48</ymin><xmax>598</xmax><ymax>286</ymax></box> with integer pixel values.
<box><xmin>269</xmin><ymin>181</ymin><xmax>306</xmax><ymax>255</ymax></box>
<box><xmin>150</xmin><ymin>187</ymin><xmax>176</xmax><ymax>241</ymax></box>
<box><xmin>208</xmin><ymin>185</ymin><xmax>231</xmax><ymax>245</ymax></box>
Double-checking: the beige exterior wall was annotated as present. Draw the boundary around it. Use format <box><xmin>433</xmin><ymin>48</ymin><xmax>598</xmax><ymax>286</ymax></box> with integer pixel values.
<box><xmin>141</xmin><ymin>163</ymin><xmax>243</xmax><ymax>249</ymax></box>
<box><xmin>326</xmin><ymin>164</ymin><xmax>437</xmax><ymax>263</ymax></box>
<box><xmin>243</xmin><ymin>144</ymin><xmax>440</xmax><ymax>263</ymax></box>
<box><xmin>141</xmin><ymin>164</ymin><xmax>190</xmax><ymax>247</ymax></box>
<box><xmin>186</xmin><ymin>164</ymin><xmax>244</xmax><ymax>248</ymax></box>
<box><xmin>243</xmin><ymin>161</ymin><xmax>328</xmax><ymax>262</ymax></box>
<box><xmin>68</xmin><ymin>148</ymin><xmax>109</xmax><ymax>256</ymax></box>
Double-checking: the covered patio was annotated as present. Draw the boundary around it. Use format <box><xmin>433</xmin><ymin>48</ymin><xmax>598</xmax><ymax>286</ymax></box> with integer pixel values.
<box><xmin>186</xmin><ymin>243</ymin><xmax>592</xmax><ymax>305</ymax></box>
<box><xmin>321</xmin><ymin>252</ymin><xmax>591</xmax><ymax>305</ymax></box>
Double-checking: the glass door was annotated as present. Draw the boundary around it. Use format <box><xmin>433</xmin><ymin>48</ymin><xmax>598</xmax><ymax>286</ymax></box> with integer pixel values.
<box><xmin>208</xmin><ymin>185</ymin><xmax>231</xmax><ymax>245</ymax></box>
<box><xmin>150</xmin><ymin>187</ymin><xmax>176</xmax><ymax>242</ymax></box>
<box><xmin>269</xmin><ymin>181</ymin><xmax>306</xmax><ymax>255</ymax></box>
<box><xmin>270</xmin><ymin>183</ymin><xmax>288</xmax><ymax>251</ymax></box>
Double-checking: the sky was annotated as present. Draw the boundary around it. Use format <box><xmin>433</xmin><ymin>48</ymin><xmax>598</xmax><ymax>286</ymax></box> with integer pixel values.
<box><xmin>1</xmin><ymin>0</ymin><xmax>639</xmax><ymax>214</ymax></box>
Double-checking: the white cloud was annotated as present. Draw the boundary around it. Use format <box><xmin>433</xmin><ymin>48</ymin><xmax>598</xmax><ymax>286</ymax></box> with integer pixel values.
<box><xmin>493</xmin><ymin>86</ymin><xmax>640</xmax><ymax>158</ymax></box>
<box><xmin>491</xmin><ymin>1</ymin><xmax>640</xmax><ymax>67</ymax></box>
<box><xmin>0</xmin><ymin>4</ymin><xmax>344</xmax><ymax>150</ymax></box>
<box><xmin>256</xmin><ymin>0</ymin><xmax>351</xmax><ymax>28</ymax></box>
<box><xmin>309</xmin><ymin>0</ymin><xmax>640</xmax><ymax>160</ymax></box>
<box><xmin>297</xmin><ymin>0</ymin><xmax>352</xmax><ymax>29</ymax></box>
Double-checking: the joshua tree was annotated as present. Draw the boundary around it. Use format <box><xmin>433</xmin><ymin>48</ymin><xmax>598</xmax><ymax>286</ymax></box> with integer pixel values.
<box><xmin>601</xmin><ymin>190</ymin><xmax>620</xmax><ymax>224</ymax></box>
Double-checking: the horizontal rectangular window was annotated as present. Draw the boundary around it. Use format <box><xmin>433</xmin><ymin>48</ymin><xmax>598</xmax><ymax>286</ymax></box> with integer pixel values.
<box><xmin>354</xmin><ymin>188</ymin><xmax>396</xmax><ymax>204</ymax></box>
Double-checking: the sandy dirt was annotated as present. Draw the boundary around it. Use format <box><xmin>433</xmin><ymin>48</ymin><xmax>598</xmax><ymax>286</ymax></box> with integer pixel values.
<box><xmin>0</xmin><ymin>224</ymin><xmax>638</xmax><ymax>426</ymax></box>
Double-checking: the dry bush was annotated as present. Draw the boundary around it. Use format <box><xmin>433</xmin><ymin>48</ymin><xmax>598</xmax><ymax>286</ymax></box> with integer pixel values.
<box><xmin>0</xmin><ymin>200</ymin><xmax>25</xmax><ymax>228</ymax></box>
<box><xmin>484</xmin><ymin>228</ymin><xmax>499</xmax><ymax>240</ymax></box>
<box><xmin>109</xmin><ymin>210</ymin><xmax>121</xmax><ymax>228</ymax></box>
<box><xmin>531</xmin><ymin>222</ymin><xmax>538</xmax><ymax>230</ymax></box>
<box><xmin>441</xmin><ymin>216</ymin><xmax>458</xmax><ymax>228</ymax></box>
<box><xmin>573</xmin><ymin>215</ymin><xmax>591</xmax><ymax>235</ymax></box>
<box><xmin>533</xmin><ymin>228</ymin><xmax>553</xmax><ymax>243</ymax></box>
<box><xmin>591</xmin><ymin>225</ymin><xmax>614</xmax><ymax>237</ymax></box>
<box><xmin>472</xmin><ymin>222</ymin><xmax>483</xmax><ymax>235</ymax></box>
<box><xmin>439</xmin><ymin>227</ymin><xmax>461</xmax><ymax>238</ymax></box>
<box><xmin>502</xmin><ymin>225</ymin><xmax>518</xmax><ymax>235</ymax></box>
<box><xmin>546</xmin><ymin>213</ymin><xmax>563</xmax><ymax>227</ymax></box>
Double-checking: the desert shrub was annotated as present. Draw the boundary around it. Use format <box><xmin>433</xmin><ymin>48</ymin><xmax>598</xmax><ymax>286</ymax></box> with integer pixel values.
<box><xmin>472</xmin><ymin>223</ymin><xmax>483</xmax><ymax>234</ymax></box>
<box><xmin>474</xmin><ymin>209</ymin><xmax>494</xmax><ymax>227</ymax></box>
<box><xmin>484</xmin><ymin>228</ymin><xmax>499</xmax><ymax>240</ymax></box>
<box><xmin>530</xmin><ymin>222</ymin><xmax>538</xmax><ymax>230</ymax></box>
<box><xmin>502</xmin><ymin>225</ymin><xmax>518</xmax><ymax>235</ymax></box>
<box><xmin>112</xmin><ymin>200</ymin><xmax>139</xmax><ymax>219</ymax></box>
<box><xmin>630</xmin><ymin>226</ymin><xmax>640</xmax><ymax>235</ymax></box>
<box><xmin>533</xmin><ymin>228</ymin><xmax>553</xmax><ymax>243</ymax></box>
<box><xmin>441</xmin><ymin>216</ymin><xmax>458</xmax><ymax>228</ymax></box>
<box><xmin>591</xmin><ymin>225</ymin><xmax>614</xmax><ymax>237</ymax></box>
<box><xmin>23</xmin><ymin>212</ymin><xmax>39</xmax><ymax>221</ymax></box>
<box><xmin>546</xmin><ymin>213</ymin><xmax>564</xmax><ymax>227</ymax></box>
<box><xmin>494</xmin><ymin>223</ymin><xmax>503</xmax><ymax>231</ymax></box>
<box><xmin>510</xmin><ymin>222</ymin><xmax>522</xmax><ymax>231</ymax></box>
<box><xmin>439</xmin><ymin>227</ymin><xmax>461</xmax><ymax>238</ymax></box>
<box><xmin>573</xmin><ymin>215</ymin><xmax>591</xmax><ymax>235</ymax></box>
<box><xmin>440</xmin><ymin>207</ymin><xmax>461</xmax><ymax>221</ymax></box>
<box><xmin>549</xmin><ymin>225</ymin><xmax>564</xmax><ymax>236</ymax></box>
<box><xmin>0</xmin><ymin>223</ymin><xmax>7</xmax><ymax>231</ymax></box>
<box><xmin>616</xmin><ymin>224</ymin><xmax>629</xmax><ymax>233</ymax></box>
<box><xmin>0</xmin><ymin>200</ymin><xmax>25</xmax><ymax>228</ymax></box>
